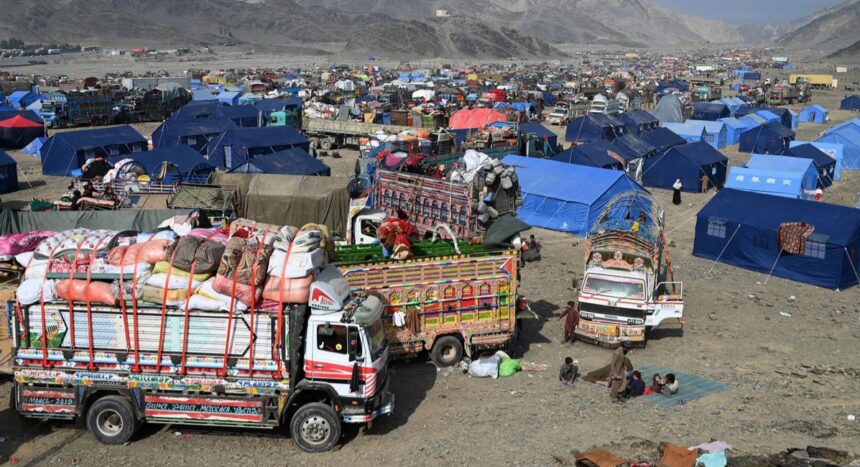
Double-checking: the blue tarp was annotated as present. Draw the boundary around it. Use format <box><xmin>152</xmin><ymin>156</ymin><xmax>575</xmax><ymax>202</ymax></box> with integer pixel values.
<box><xmin>792</xmin><ymin>140</ymin><xmax>843</xmax><ymax>179</ymax></box>
<box><xmin>218</xmin><ymin>91</ymin><xmax>241</xmax><ymax>106</ymax></box>
<box><xmin>692</xmin><ymin>102</ymin><xmax>730</xmax><ymax>121</ymax></box>
<box><xmin>108</xmin><ymin>146</ymin><xmax>214</xmax><ymax>181</ymax></box>
<box><xmin>205</xmin><ymin>126</ymin><xmax>309</xmax><ymax>169</ymax></box>
<box><xmin>40</xmin><ymin>126</ymin><xmax>147</xmax><ymax>176</ymax></box>
<box><xmin>639</xmin><ymin>127</ymin><xmax>686</xmax><ymax>153</ymax></box>
<box><xmin>816</xmin><ymin>128</ymin><xmax>860</xmax><ymax>171</ymax></box>
<box><xmin>501</xmin><ymin>155</ymin><xmax>646</xmax><ymax>236</ymax></box>
<box><xmin>565</xmin><ymin>114</ymin><xmax>623</xmax><ymax>143</ymax></box>
<box><xmin>6</xmin><ymin>91</ymin><xmax>38</xmax><ymax>109</ymax></box>
<box><xmin>551</xmin><ymin>140</ymin><xmax>625</xmax><ymax>170</ymax></box>
<box><xmin>840</xmin><ymin>95</ymin><xmax>860</xmax><ymax>111</ymax></box>
<box><xmin>693</xmin><ymin>189</ymin><xmax>860</xmax><ymax>289</ymax></box>
<box><xmin>786</xmin><ymin>143</ymin><xmax>836</xmax><ymax>188</ymax></box>
<box><xmin>151</xmin><ymin>118</ymin><xmax>238</xmax><ymax>154</ymax></box>
<box><xmin>542</xmin><ymin>91</ymin><xmax>558</xmax><ymax>107</ymax></box>
<box><xmin>616</xmin><ymin>110</ymin><xmax>659</xmax><ymax>134</ymax></box>
<box><xmin>739</xmin><ymin>122</ymin><xmax>794</xmax><ymax>154</ymax></box>
<box><xmin>687</xmin><ymin>119</ymin><xmax>727</xmax><ymax>149</ymax></box>
<box><xmin>228</xmin><ymin>148</ymin><xmax>330</xmax><ymax>176</ymax></box>
<box><xmin>660</xmin><ymin>122</ymin><xmax>706</xmax><ymax>144</ymax></box>
<box><xmin>0</xmin><ymin>150</ymin><xmax>18</xmax><ymax>194</ymax></box>
<box><xmin>643</xmin><ymin>142</ymin><xmax>727</xmax><ymax>192</ymax></box>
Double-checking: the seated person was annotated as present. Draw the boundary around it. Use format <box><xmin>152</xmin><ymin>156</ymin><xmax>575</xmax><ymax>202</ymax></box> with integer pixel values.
<box><xmin>646</xmin><ymin>373</ymin><xmax>665</xmax><ymax>395</ymax></box>
<box><xmin>626</xmin><ymin>370</ymin><xmax>645</xmax><ymax>397</ymax></box>
<box><xmin>559</xmin><ymin>357</ymin><xmax>579</xmax><ymax>387</ymax></box>
<box><xmin>662</xmin><ymin>373</ymin><xmax>679</xmax><ymax>395</ymax></box>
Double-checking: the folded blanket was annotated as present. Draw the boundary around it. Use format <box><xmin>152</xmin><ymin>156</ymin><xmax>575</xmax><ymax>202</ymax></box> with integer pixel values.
<box><xmin>140</xmin><ymin>284</ymin><xmax>192</xmax><ymax>306</ymax></box>
<box><xmin>145</xmin><ymin>273</ymin><xmax>201</xmax><ymax>291</ymax></box>
<box><xmin>153</xmin><ymin>261</ymin><xmax>212</xmax><ymax>282</ymax></box>
<box><xmin>165</xmin><ymin>236</ymin><xmax>225</xmax><ymax>275</ymax></box>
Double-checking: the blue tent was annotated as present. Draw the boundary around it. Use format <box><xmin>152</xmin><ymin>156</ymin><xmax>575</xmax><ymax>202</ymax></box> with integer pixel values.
<box><xmin>693</xmin><ymin>189</ymin><xmax>860</xmax><ymax>290</ymax></box>
<box><xmin>725</xmin><ymin>154</ymin><xmax>816</xmax><ymax>198</ymax></box>
<box><xmin>692</xmin><ymin>102</ymin><xmax>730</xmax><ymax>121</ymax></box>
<box><xmin>824</xmin><ymin>118</ymin><xmax>860</xmax><ymax>135</ymax></box>
<box><xmin>519</xmin><ymin>122</ymin><xmax>558</xmax><ymax>155</ymax></box>
<box><xmin>785</xmin><ymin>143</ymin><xmax>836</xmax><ymax>188</ymax></box>
<box><xmin>551</xmin><ymin>140</ymin><xmax>626</xmax><ymax>170</ymax></box>
<box><xmin>21</xmin><ymin>136</ymin><xmax>47</xmax><ymax>157</ymax></box>
<box><xmin>217</xmin><ymin>104</ymin><xmax>260</xmax><ymax>127</ymax></box>
<box><xmin>840</xmin><ymin>95</ymin><xmax>860</xmax><ymax>111</ymax></box>
<box><xmin>799</xmin><ymin>105</ymin><xmax>828</xmax><ymax>124</ymax></box>
<box><xmin>0</xmin><ymin>150</ymin><xmax>18</xmax><ymax>193</ymax></box>
<box><xmin>542</xmin><ymin>91</ymin><xmax>558</xmax><ymax>107</ymax></box>
<box><xmin>643</xmin><ymin>142</ymin><xmax>728</xmax><ymax>192</ymax></box>
<box><xmin>754</xmin><ymin>110</ymin><xmax>781</xmax><ymax>124</ymax></box>
<box><xmin>500</xmin><ymin>155</ymin><xmax>646</xmax><ymax>236</ymax></box>
<box><xmin>40</xmin><ymin>126</ymin><xmax>147</xmax><ymax>176</ymax></box>
<box><xmin>613</xmin><ymin>133</ymin><xmax>657</xmax><ymax>159</ymax></box>
<box><xmin>228</xmin><ymin>148</ymin><xmax>330</xmax><ymax>176</ymax></box>
<box><xmin>616</xmin><ymin>110</ymin><xmax>659</xmax><ymax>134</ymax></box>
<box><xmin>719</xmin><ymin>117</ymin><xmax>747</xmax><ymax>145</ymax></box>
<box><xmin>791</xmin><ymin>141</ymin><xmax>843</xmax><ymax>180</ymax></box>
<box><xmin>192</xmin><ymin>89</ymin><xmax>218</xmax><ymax>101</ymax></box>
<box><xmin>205</xmin><ymin>126</ymin><xmax>309</xmax><ymax>169</ymax></box>
<box><xmin>687</xmin><ymin>119</ymin><xmax>727</xmax><ymax>149</ymax></box>
<box><xmin>172</xmin><ymin>101</ymin><xmax>224</xmax><ymax>121</ymax></box>
<box><xmin>6</xmin><ymin>91</ymin><xmax>38</xmax><ymax>109</ymax></box>
<box><xmin>255</xmin><ymin>97</ymin><xmax>302</xmax><ymax>119</ymax></box>
<box><xmin>218</xmin><ymin>91</ymin><xmax>241</xmax><ymax>106</ymax></box>
<box><xmin>639</xmin><ymin>127</ymin><xmax>685</xmax><ymax>153</ymax></box>
<box><xmin>763</xmin><ymin>107</ymin><xmax>793</xmax><ymax>129</ymax></box>
<box><xmin>712</xmin><ymin>97</ymin><xmax>745</xmax><ymax>115</ymax></box>
<box><xmin>172</xmin><ymin>101</ymin><xmax>258</xmax><ymax>128</ymax></box>
<box><xmin>565</xmin><ymin>114</ymin><xmax>624</xmax><ymax>143</ymax></box>
<box><xmin>108</xmin><ymin>146</ymin><xmax>214</xmax><ymax>182</ymax></box>
<box><xmin>151</xmin><ymin>118</ymin><xmax>237</xmax><ymax>154</ymax></box>
<box><xmin>816</xmin><ymin>127</ymin><xmax>860</xmax><ymax>170</ymax></box>
<box><xmin>738</xmin><ymin>122</ymin><xmax>794</xmax><ymax>154</ymax></box>
<box><xmin>651</xmin><ymin>94</ymin><xmax>684</xmax><ymax>123</ymax></box>
<box><xmin>660</xmin><ymin>121</ymin><xmax>707</xmax><ymax>144</ymax></box>
<box><xmin>739</xmin><ymin>114</ymin><xmax>767</xmax><ymax>129</ymax></box>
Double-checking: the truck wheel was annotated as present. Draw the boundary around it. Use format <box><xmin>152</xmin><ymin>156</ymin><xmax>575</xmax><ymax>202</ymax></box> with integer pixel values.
<box><xmin>86</xmin><ymin>396</ymin><xmax>138</xmax><ymax>445</ymax></box>
<box><xmin>290</xmin><ymin>402</ymin><xmax>341</xmax><ymax>453</ymax></box>
<box><xmin>320</xmin><ymin>138</ymin><xmax>333</xmax><ymax>151</ymax></box>
<box><xmin>91</xmin><ymin>116</ymin><xmax>100</xmax><ymax>127</ymax></box>
<box><xmin>58</xmin><ymin>119</ymin><xmax>68</xmax><ymax>129</ymax></box>
<box><xmin>430</xmin><ymin>335</ymin><xmax>463</xmax><ymax>367</ymax></box>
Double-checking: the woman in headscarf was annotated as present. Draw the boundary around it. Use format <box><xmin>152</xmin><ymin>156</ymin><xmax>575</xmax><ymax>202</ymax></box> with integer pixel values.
<box><xmin>672</xmin><ymin>179</ymin><xmax>682</xmax><ymax>205</ymax></box>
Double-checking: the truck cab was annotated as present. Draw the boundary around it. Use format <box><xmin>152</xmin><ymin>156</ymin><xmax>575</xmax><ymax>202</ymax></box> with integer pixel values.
<box><xmin>589</xmin><ymin>94</ymin><xmax>620</xmax><ymax>116</ymax></box>
<box><xmin>39</xmin><ymin>93</ymin><xmax>67</xmax><ymax>127</ymax></box>
<box><xmin>547</xmin><ymin>102</ymin><xmax>571</xmax><ymax>125</ymax></box>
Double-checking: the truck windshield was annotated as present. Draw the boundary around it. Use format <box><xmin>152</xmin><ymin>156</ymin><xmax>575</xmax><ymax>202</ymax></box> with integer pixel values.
<box><xmin>583</xmin><ymin>275</ymin><xmax>645</xmax><ymax>300</ymax></box>
<box><xmin>366</xmin><ymin>320</ymin><xmax>387</xmax><ymax>360</ymax></box>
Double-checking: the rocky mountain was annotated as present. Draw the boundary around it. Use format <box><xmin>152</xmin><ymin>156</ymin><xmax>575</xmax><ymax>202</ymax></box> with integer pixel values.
<box><xmin>736</xmin><ymin>23</ymin><xmax>793</xmax><ymax>44</ymax></box>
<box><xmin>775</xmin><ymin>0</ymin><xmax>860</xmax><ymax>50</ymax></box>
<box><xmin>827</xmin><ymin>39</ymin><xmax>860</xmax><ymax>61</ymax></box>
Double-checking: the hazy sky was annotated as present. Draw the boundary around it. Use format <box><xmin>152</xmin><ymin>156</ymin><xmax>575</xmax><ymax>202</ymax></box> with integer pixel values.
<box><xmin>652</xmin><ymin>0</ymin><xmax>843</xmax><ymax>25</ymax></box>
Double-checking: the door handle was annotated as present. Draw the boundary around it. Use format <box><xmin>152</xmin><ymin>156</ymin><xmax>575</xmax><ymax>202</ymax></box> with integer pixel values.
<box><xmin>314</xmin><ymin>364</ymin><xmax>324</xmax><ymax>369</ymax></box>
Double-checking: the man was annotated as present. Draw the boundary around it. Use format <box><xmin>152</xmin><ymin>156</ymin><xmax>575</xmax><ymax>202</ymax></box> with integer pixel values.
<box><xmin>609</xmin><ymin>341</ymin><xmax>633</xmax><ymax>402</ymax></box>
<box><xmin>557</xmin><ymin>300</ymin><xmax>579</xmax><ymax>344</ymax></box>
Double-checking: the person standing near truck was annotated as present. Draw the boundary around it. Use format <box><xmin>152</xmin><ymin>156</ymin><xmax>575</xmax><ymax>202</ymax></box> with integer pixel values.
<box><xmin>557</xmin><ymin>300</ymin><xmax>579</xmax><ymax>344</ymax></box>
<box><xmin>609</xmin><ymin>341</ymin><xmax>633</xmax><ymax>402</ymax></box>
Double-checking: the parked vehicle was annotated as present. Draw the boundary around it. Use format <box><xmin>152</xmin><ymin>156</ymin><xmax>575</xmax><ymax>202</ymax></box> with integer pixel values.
<box><xmin>767</xmin><ymin>85</ymin><xmax>800</xmax><ymax>105</ymax></box>
<box><xmin>303</xmin><ymin>117</ymin><xmax>413</xmax><ymax>152</ymax></box>
<box><xmin>546</xmin><ymin>101</ymin><xmax>589</xmax><ymax>125</ymax></box>
<box><xmin>40</xmin><ymin>91</ymin><xmax>114</xmax><ymax>128</ymax></box>
<box><xmin>575</xmin><ymin>191</ymin><xmax>684</xmax><ymax>347</ymax></box>
<box><xmin>11</xmin><ymin>268</ymin><xmax>393</xmax><ymax>452</ymax></box>
<box><xmin>589</xmin><ymin>94</ymin><xmax>620</xmax><ymax>116</ymax></box>
<box><xmin>789</xmin><ymin>74</ymin><xmax>836</xmax><ymax>88</ymax></box>
<box><xmin>334</xmin><ymin>238</ymin><xmax>520</xmax><ymax>366</ymax></box>
<box><xmin>115</xmin><ymin>87</ymin><xmax>192</xmax><ymax>123</ymax></box>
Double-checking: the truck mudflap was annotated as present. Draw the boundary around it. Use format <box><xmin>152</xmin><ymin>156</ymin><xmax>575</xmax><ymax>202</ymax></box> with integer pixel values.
<box><xmin>575</xmin><ymin>321</ymin><xmax>645</xmax><ymax>348</ymax></box>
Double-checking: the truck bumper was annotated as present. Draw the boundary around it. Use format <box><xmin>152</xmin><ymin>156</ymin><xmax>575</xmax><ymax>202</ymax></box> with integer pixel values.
<box><xmin>575</xmin><ymin>321</ymin><xmax>645</xmax><ymax>347</ymax></box>
<box><xmin>341</xmin><ymin>379</ymin><xmax>394</xmax><ymax>424</ymax></box>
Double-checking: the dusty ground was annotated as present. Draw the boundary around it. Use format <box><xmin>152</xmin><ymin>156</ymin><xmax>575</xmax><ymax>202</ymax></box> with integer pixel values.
<box><xmin>0</xmin><ymin>68</ymin><xmax>858</xmax><ymax>466</ymax></box>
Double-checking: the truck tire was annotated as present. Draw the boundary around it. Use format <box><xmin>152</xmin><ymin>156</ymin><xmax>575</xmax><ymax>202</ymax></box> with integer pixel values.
<box><xmin>430</xmin><ymin>335</ymin><xmax>463</xmax><ymax>367</ymax></box>
<box><xmin>58</xmin><ymin>119</ymin><xmax>68</xmax><ymax>129</ymax></box>
<box><xmin>290</xmin><ymin>402</ymin><xmax>341</xmax><ymax>453</ymax></box>
<box><xmin>320</xmin><ymin>138</ymin><xmax>333</xmax><ymax>151</ymax></box>
<box><xmin>86</xmin><ymin>396</ymin><xmax>139</xmax><ymax>445</ymax></box>
<box><xmin>91</xmin><ymin>116</ymin><xmax>100</xmax><ymax>127</ymax></box>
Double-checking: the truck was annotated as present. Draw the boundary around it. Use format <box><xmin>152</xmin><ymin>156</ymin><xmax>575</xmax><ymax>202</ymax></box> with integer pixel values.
<box><xmin>302</xmin><ymin>116</ymin><xmax>413</xmax><ymax>152</ymax></box>
<box><xmin>767</xmin><ymin>85</ymin><xmax>800</xmax><ymax>105</ymax></box>
<box><xmin>40</xmin><ymin>91</ymin><xmax>115</xmax><ymax>128</ymax></box>
<box><xmin>115</xmin><ymin>86</ymin><xmax>192</xmax><ymax>123</ymax></box>
<box><xmin>589</xmin><ymin>94</ymin><xmax>621</xmax><ymax>116</ymax></box>
<box><xmin>574</xmin><ymin>191</ymin><xmax>684</xmax><ymax>347</ymax></box>
<box><xmin>546</xmin><ymin>100</ymin><xmax>589</xmax><ymax>125</ymax></box>
<box><xmin>694</xmin><ymin>86</ymin><xmax>721</xmax><ymax>101</ymax></box>
<box><xmin>334</xmin><ymin>238</ymin><xmax>519</xmax><ymax>366</ymax></box>
<box><xmin>10</xmin><ymin>268</ymin><xmax>393</xmax><ymax>452</ymax></box>
<box><xmin>789</xmin><ymin>74</ymin><xmax>835</xmax><ymax>88</ymax></box>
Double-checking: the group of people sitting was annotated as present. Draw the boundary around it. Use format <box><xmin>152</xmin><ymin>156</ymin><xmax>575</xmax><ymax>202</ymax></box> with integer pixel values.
<box><xmin>626</xmin><ymin>371</ymin><xmax>679</xmax><ymax>398</ymax></box>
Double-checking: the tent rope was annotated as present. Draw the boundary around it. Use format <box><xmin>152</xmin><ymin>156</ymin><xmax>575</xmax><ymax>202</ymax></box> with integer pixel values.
<box><xmin>844</xmin><ymin>247</ymin><xmax>860</xmax><ymax>287</ymax></box>
<box><xmin>706</xmin><ymin>224</ymin><xmax>741</xmax><ymax>275</ymax></box>
<box><xmin>763</xmin><ymin>249</ymin><xmax>783</xmax><ymax>285</ymax></box>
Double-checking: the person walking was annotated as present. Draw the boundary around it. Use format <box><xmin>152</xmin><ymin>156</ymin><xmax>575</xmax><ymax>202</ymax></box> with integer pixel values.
<box><xmin>609</xmin><ymin>341</ymin><xmax>633</xmax><ymax>402</ymax></box>
<box><xmin>557</xmin><ymin>300</ymin><xmax>579</xmax><ymax>344</ymax></box>
<box><xmin>672</xmin><ymin>179</ymin><xmax>683</xmax><ymax>205</ymax></box>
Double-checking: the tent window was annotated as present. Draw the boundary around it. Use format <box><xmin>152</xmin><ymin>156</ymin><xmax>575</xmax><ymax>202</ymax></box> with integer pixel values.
<box><xmin>131</xmin><ymin>143</ymin><xmax>142</xmax><ymax>152</ymax></box>
<box><xmin>707</xmin><ymin>217</ymin><xmax>726</xmax><ymax>239</ymax></box>
<box><xmin>804</xmin><ymin>234</ymin><xmax>827</xmax><ymax>259</ymax></box>
<box><xmin>108</xmin><ymin>145</ymin><xmax>119</xmax><ymax>156</ymax></box>
<box><xmin>187</xmin><ymin>136</ymin><xmax>197</xmax><ymax>146</ymax></box>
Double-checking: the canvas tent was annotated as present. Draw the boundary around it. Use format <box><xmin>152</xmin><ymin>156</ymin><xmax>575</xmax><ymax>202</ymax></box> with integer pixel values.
<box><xmin>687</xmin><ymin>119</ymin><xmax>727</xmax><ymax>149</ymax></box>
<box><xmin>799</xmin><ymin>105</ymin><xmax>828</xmax><ymax>124</ymax></box>
<box><xmin>551</xmin><ymin>140</ymin><xmax>626</xmax><ymax>170</ymax></box>
<box><xmin>518</xmin><ymin>122</ymin><xmax>558</xmax><ymax>157</ymax></box>
<box><xmin>21</xmin><ymin>136</ymin><xmax>47</xmax><ymax>157</ymax></box>
<box><xmin>692</xmin><ymin>102</ymin><xmax>730</xmax><ymax>121</ymax></box>
<box><xmin>725</xmin><ymin>154</ymin><xmax>816</xmax><ymax>199</ymax></box>
<box><xmin>840</xmin><ymin>95</ymin><xmax>860</xmax><ymax>111</ymax></box>
<box><xmin>0</xmin><ymin>150</ymin><xmax>18</xmax><ymax>194</ymax></box>
<box><xmin>650</xmin><ymin>94</ymin><xmax>684</xmax><ymax>123</ymax></box>
<box><xmin>228</xmin><ymin>148</ymin><xmax>330</xmax><ymax>176</ymax></box>
<box><xmin>218</xmin><ymin>104</ymin><xmax>261</xmax><ymax>128</ymax></box>
<box><xmin>212</xmin><ymin>173</ymin><xmax>350</xmax><ymax>235</ymax></box>
<box><xmin>150</xmin><ymin>118</ymin><xmax>237</xmax><ymax>154</ymax></box>
<box><xmin>205</xmin><ymin>126</ymin><xmax>309</xmax><ymax>169</ymax></box>
<box><xmin>642</xmin><ymin>142</ymin><xmax>728</xmax><ymax>193</ymax></box>
<box><xmin>738</xmin><ymin>122</ymin><xmax>794</xmax><ymax>154</ymax></box>
<box><xmin>500</xmin><ymin>155</ymin><xmax>646</xmax><ymax>236</ymax></box>
<box><xmin>639</xmin><ymin>127</ymin><xmax>686</xmax><ymax>153</ymax></box>
<box><xmin>785</xmin><ymin>143</ymin><xmax>836</xmax><ymax>188</ymax></box>
<box><xmin>616</xmin><ymin>110</ymin><xmax>659</xmax><ymax>134</ymax></box>
<box><xmin>816</xmin><ymin>129</ymin><xmax>860</xmax><ymax>170</ymax></box>
<box><xmin>693</xmin><ymin>189</ymin><xmax>860</xmax><ymax>290</ymax></box>
<box><xmin>718</xmin><ymin>117</ymin><xmax>748</xmax><ymax>145</ymax></box>
<box><xmin>792</xmin><ymin>141</ymin><xmax>843</xmax><ymax>180</ymax></box>
<box><xmin>40</xmin><ymin>126</ymin><xmax>147</xmax><ymax>176</ymax></box>
<box><xmin>0</xmin><ymin>111</ymin><xmax>44</xmax><ymax>148</ymax></box>
<box><xmin>660</xmin><ymin>121</ymin><xmax>707</xmax><ymax>144</ymax></box>
<box><xmin>108</xmin><ymin>146</ymin><xmax>214</xmax><ymax>183</ymax></box>
<box><xmin>565</xmin><ymin>114</ymin><xmax>624</xmax><ymax>143</ymax></box>
<box><xmin>764</xmin><ymin>108</ymin><xmax>794</xmax><ymax>129</ymax></box>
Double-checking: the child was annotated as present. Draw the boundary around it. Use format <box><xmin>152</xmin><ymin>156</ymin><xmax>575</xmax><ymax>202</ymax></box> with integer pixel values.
<box><xmin>662</xmin><ymin>373</ymin><xmax>679</xmax><ymax>395</ymax></box>
<box><xmin>559</xmin><ymin>357</ymin><xmax>579</xmax><ymax>387</ymax></box>
<box><xmin>626</xmin><ymin>371</ymin><xmax>645</xmax><ymax>397</ymax></box>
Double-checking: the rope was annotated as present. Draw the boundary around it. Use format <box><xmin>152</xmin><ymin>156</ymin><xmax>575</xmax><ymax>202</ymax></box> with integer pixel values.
<box><xmin>274</xmin><ymin>239</ymin><xmax>295</xmax><ymax>380</ymax></box>
<box><xmin>844</xmin><ymin>247</ymin><xmax>860</xmax><ymax>288</ymax></box>
<box><xmin>84</xmin><ymin>237</ymin><xmax>108</xmax><ymax>371</ymax></box>
<box><xmin>763</xmin><ymin>249</ymin><xmax>784</xmax><ymax>285</ymax></box>
<box><xmin>155</xmin><ymin>247</ymin><xmax>181</xmax><ymax>373</ymax></box>
<box><xmin>178</xmin><ymin>261</ymin><xmax>197</xmax><ymax>376</ymax></box>
<box><xmin>247</xmin><ymin>227</ymin><xmax>272</xmax><ymax>378</ymax></box>
<box><xmin>706</xmin><ymin>224</ymin><xmax>741</xmax><ymax>275</ymax></box>
<box><xmin>131</xmin><ymin>257</ymin><xmax>142</xmax><ymax>373</ymax></box>
<box><xmin>66</xmin><ymin>241</ymin><xmax>86</xmax><ymax>349</ymax></box>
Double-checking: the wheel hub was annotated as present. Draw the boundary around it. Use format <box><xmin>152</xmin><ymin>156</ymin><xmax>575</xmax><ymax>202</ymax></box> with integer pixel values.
<box><xmin>97</xmin><ymin>410</ymin><xmax>123</xmax><ymax>437</ymax></box>
<box><xmin>300</xmin><ymin>416</ymin><xmax>330</xmax><ymax>444</ymax></box>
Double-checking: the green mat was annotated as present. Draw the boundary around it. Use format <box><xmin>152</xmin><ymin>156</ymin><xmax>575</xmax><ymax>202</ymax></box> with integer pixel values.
<box><xmin>635</xmin><ymin>365</ymin><xmax>727</xmax><ymax>407</ymax></box>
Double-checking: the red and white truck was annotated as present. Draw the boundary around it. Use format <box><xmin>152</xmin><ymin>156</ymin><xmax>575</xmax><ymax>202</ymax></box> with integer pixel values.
<box><xmin>11</xmin><ymin>267</ymin><xmax>393</xmax><ymax>452</ymax></box>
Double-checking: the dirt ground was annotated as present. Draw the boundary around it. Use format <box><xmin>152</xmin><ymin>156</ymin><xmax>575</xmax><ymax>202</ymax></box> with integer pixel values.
<box><xmin>0</xmin><ymin>68</ymin><xmax>858</xmax><ymax>466</ymax></box>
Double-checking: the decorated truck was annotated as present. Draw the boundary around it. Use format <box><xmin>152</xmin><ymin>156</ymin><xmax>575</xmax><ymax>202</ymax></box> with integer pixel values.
<box><xmin>302</xmin><ymin>117</ymin><xmax>413</xmax><ymax>151</ymax></box>
<box><xmin>575</xmin><ymin>191</ymin><xmax>684</xmax><ymax>347</ymax></box>
<box><xmin>334</xmin><ymin>238</ymin><xmax>519</xmax><ymax>366</ymax></box>
<box><xmin>9</xmin><ymin>223</ymin><xmax>393</xmax><ymax>453</ymax></box>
